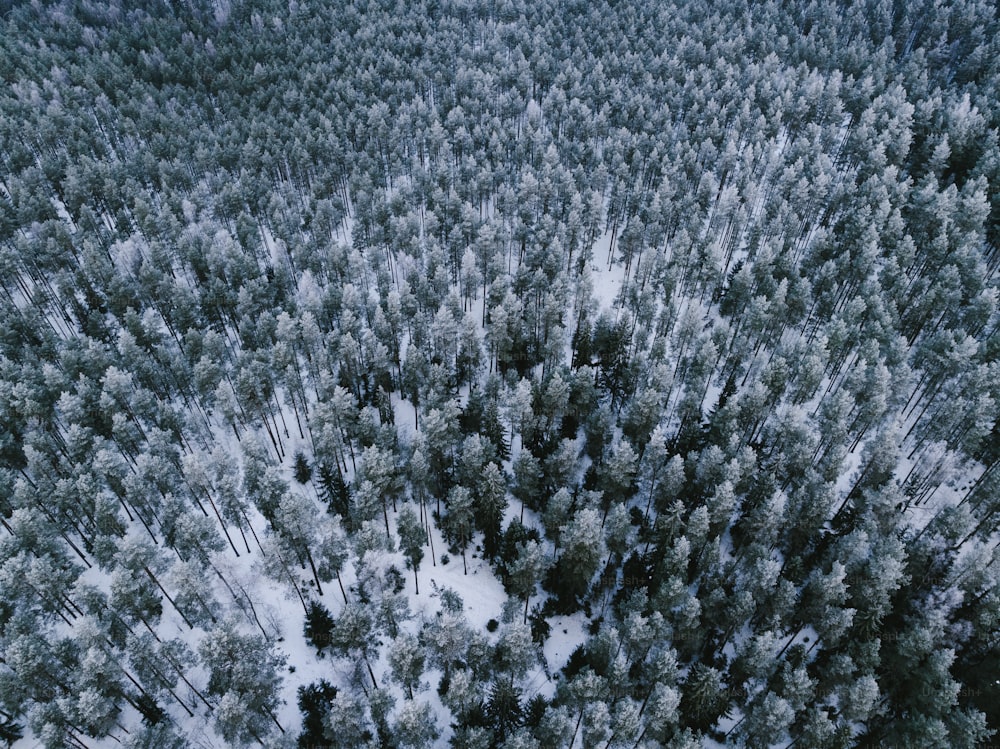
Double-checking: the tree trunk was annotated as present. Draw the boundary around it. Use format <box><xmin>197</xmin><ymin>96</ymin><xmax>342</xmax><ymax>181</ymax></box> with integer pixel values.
<box><xmin>364</xmin><ymin>654</ymin><xmax>379</xmax><ymax>690</ymax></box>
<box><xmin>237</xmin><ymin>582</ymin><xmax>275</xmax><ymax>639</ymax></box>
<box><xmin>144</xmin><ymin>566</ymin><xmax>194</xmax><ymax>629</ymax></box>
<box><xmin>305</xmin><ymin>549</ymin><xmax>324</xmax><ymax>597</ymax></box>
<box><xmin>337</xmin><ymin>572</ymin><xmax>349</xmax><ymax>604</ymax></box>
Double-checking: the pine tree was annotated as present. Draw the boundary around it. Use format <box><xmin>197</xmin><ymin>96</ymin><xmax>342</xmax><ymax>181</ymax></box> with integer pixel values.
<box><xmin>304</xmin><ymin>600</ymin><xmax>335</xmax><ymax>655</ymax></box>
<box><xmin>393</xmin><ymin>699</ymin><xmax>439</xmax><ymax>749</ymax></box>
<box><xmin>388</xmin><ymin>633</ymin><xmax>426</xmax><ymax>699</ymax></box>
<box><xmin>357</xmin><ymin>444</ymin><xmax>401</xmax><ymax>536</ymax></box>
<box><xmin>293</xmin><ymin>450</ymin><xmax>313</xmax><ymax>484</ymax></box>
<box><xmin>445</xmin><ymin>485</ymin><xmax>475</xmax><ymax>574</ymax></box>
<box><xmin>272</xmin><ymin>491</ymin><xmax>331</xmax><ymax>596</ymax></box>
<box><xmin>679</xmin><ymin>664</ymin><xmax>729</xmax><ymax>733</ymax></box>
<box><xmin>397</xmin><ymin>503</ymin><xmax>426</xmax><ymax>594</ymax></box>
<box><xmin>329</xmin><ymin>602</ymin><xmax>382</xmax><ymax>689</ymax></box>
<box><xmin>475</xmin><ymin>462</ymin><xmax>508</xmax><ymax>561</ymax></box>
<box><xmin>422</xmin><ymin>611</ymin><xmax>472</xmax><ymax>681</ymax></box>
<box><xmin>581</xmin><ymin>700</ymin><xmax>612</xmax><ymax>748</ymax></box>
<box><xmin>550</xmin><ymin>508</ymin><xmax>605</xmax><ymax>609</ymax></box>
<box><xmin>511</xmin><ymin>450</ymin><xmax>543</xmax><ymax>517</ymax></box>
<box><xmin>485</xmin><ymin>679</ymin><xmax>525</xmax><ymax>743</ymax></box>
<box><xmin>737</xmin><ymin>692</ymin><xmax>794</xmax><ymax>748</ymax></box>
<box><xmin>297</xmin><ymin>679</ymin><xmax>337</xmax><ymax>748</ymax></box>
<box><xmin>544</xmin><ymin>438</ymin><xmax>581</xmax><ymax>493</ymax></box>
<box><xmin>507</xmin><ymin>538</ymin><xmax>550</xmax><ymax>623</ymax></box>
<box><xmin>168</xmin><ymin>559</ymin><xmax>220</xmax><ymax>628</ymax></box>
<box><xmin>542</xmin><ymin>488</ymin><xmax>573</xmax><ymax>549</ymax></box>
<box><xmin>496</xmin><ymin>621</ymin><xmax>536</xmax><ymax>681</ymax></box>
<box><xmin>198</xmin><ymin>620</ymin><xmax>286</xmax><ymax>744</ymax></box>
<box><xmin>323</xmin><ymin>690</ymin><xmax>375</xmax><ymax>748</ymax></box>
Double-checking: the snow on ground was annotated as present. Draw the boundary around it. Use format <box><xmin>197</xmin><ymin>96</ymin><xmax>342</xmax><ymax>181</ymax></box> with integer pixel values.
<box><xmin>832</xmin><ymin>438</ymin><xmax>866</xmax><ymax>497</ymax></box>
<box><xmin>542</xmin><ymin>614</ymin><xmax>589</xmax><ymax>681</ymax></box>
<box><xmin>392</xmin><ymin>391</ymin><xmax>419</xmax><ymax>443</ymax></box>
<box><xmin>419</xmin><ymin>526</ymin><xmax>507</xmax><ymax>632</ymax></box>
<box><xmin>244</xmin><ymin>563</ymin><xmax>327</xmax><ymax>739</ymax></box>
<box><xmin>11</xmin><ymin>222</ymin><xmax>659</xmax><ymax>749</ymax></box>
<box><xmin>588</xmin><ymin>228</ymin><xmax>628</xmax><ymax>314</ymax></box>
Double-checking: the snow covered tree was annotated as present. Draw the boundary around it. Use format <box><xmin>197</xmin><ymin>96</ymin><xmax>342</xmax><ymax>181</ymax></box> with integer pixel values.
<box><xmin>599</xmin><ymin>439</ymin><xmax>639</xmax><ymax>510</ymax></box>
<box><xmin>475</xmin><ymin>461</ymin><xmax>508</xmax><ymax>561</ymax></box>
<box><xmin>304</xmin><ymin>600</ymin><xmax>335</xmax><ymax>655</ymax></box>
<box><xmin>109</xmin><ymin>535</ymin><xmax>188</xmax><ymax>630</ymax></box>
<box><xmin>392</xmin><ymin>699</ymin><xmax>439</xmax><ymax>749</ymax></box>
<box><xmin>297</xmin><ymin>679</ymin><xmax>338</xmax><ymax>748</ymax></box>
<box><xmin>603</xmin><ymin>503</ymin><xmax>632</xmax><ymax>566</ymax></box>
<box><xmin>3</xmin><ymin>5</ymin><xmax>1000</xmax><ymax>749</ymax></box>
<box><xmin>544</xmin><ymin>438</ymin><xmax>581</xmax><ymax>494</ymax></box>
<box><xmin>198</xmin><ymin>620</ymin><xmax>286</xmax><ymax>744</ymax></box>
<box><xmin>495</xmin><ymin>621</ymin><xmax>536</xmax><ymax>682</ymax></box>
<box><xmin>637</xmin><ymin>681</ymin><xmax>681</xmax><ymax>745</ymax></box>
<box><xmin>506</xmin><ymin>538</ymin><xmax>551</xmax><ymax>623</ymax></box>
<box><xmin>444</xmin><ymin>485</ymin><xmax>475</xmax><ymax>574</ymax></box>
<box><xmin>737</xmin><ymin>692</ymin><xmax>794</xmax><ymax>748</ymax></box>
<box><xmin>329</xmin><ymin>602</ymin><xmax>382</xmax><ymax>689</ymax></box>
<box><xmin>388</xmin><ymin>633</ymin><xmax>426</xmax><ymax>699</ymax></box>
<box><xmin>550</xmin><ymin>508</ymin><xmax>605</xmax><ymax>609</ymax></box>
<box><xmin>397</xmin><ymin>503</ymin><xmax>426</xmax><ymax>594</ymax></box>
<box><xmin>511</xmin><ymin>450</ymin><xmax>544</xmax><ymax>516</ymax></box>
<box><xmin>357</xmin><ymin>444</ymin><xmax>401</xmax><ymax>536</ymax></box>
<box><xmin>168</xmin><ymin>558</ymin><xmax>220</xmax><ymax>628</ymax></box>
<box><xmin>422</xmin><ymin>611</ymin><xmax>473</xmax><ymax>681</ymax></box>
<box><xmin>542</xmin><ymin>487</ymin><xmax>573</xmax><ymax>548</ymax></box>
<box><xmin>323</xmin><ymin>689</ymin><xmax>376</xmax><ymax>748</ymax></box>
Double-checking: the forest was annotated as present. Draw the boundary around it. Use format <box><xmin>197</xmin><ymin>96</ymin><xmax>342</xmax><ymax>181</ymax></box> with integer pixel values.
<box><xmin>0</xmin><ymin>0</ymin><xmax>999</xmax><ymax>746</ymax></box>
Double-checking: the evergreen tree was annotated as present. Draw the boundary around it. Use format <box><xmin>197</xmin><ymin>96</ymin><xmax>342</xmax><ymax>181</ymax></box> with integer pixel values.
<box><xmin>304</xmin><ymin>601</ymin><xmax>335</xmax><ymax>655</ymax></box>
<box><xmin>293</xmin><ymin>451</ymin><xmax>313</xmax><ymax>484</ymax></box>
<box><xmin>475</xmin><ymin>462</ymin><xmax>508</xmax><ymax>561</ymax></box>
<box><xmin>486</xmin><ymin>680</ymin><xmax>525</xmax><ymax>744</ymax></box>
<box><xmin>388</xmin><ymin>633</ymin><xmax>426</xmax><ymax>700</ymax></box>
<box><xmin>323</xmin><ymin>690</ymin><xmax>375</xmax><ymax>749</ymax></box>
<box><xmin>297</xmin><ymin>679</ymin><xmax>337</xmax><ymax>749</ymax></box>
<box><xmin>329</xmin><ymin>603</ymin><xmax>382</xmax><ymax>690</ymax></box>
<box><xmin>679</xmin><ymin>664</ymin><xmax>729</xmax><ymax>733</ymax></box>
<box><xmin>397</xmin><ymin>503</ymin><xmax>426</xmax><ymax>594</ymax></box>
<box><xmin>444</xmin><ymin>485</ymin><xmax>475</xmax><ymax>575</ymax></box>
<box><xmin>549</xmin><ymin>508</ymin><xmax>605</xmax><ymax>611</ymax></box>
<box><xmin>1</xmin><ymin>1</ymin><xmax>999</xmax><ymax>745</ymax></box>
<box><xmin>506</xmin><ymin>538</ymin><xmax>551</xmax><ymax>623</ymax></box>
<box><xmin>393</xmin><ymin>700</ymin><xmax>439</xmax><ymax>749</ymax></box>
<box><xmin>198</xmin><ymin>621</ymin><xmax>286</xmax><ymax>744</ymax></box>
